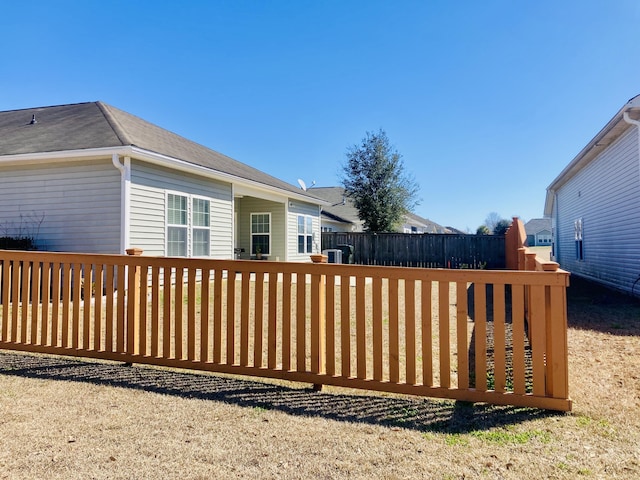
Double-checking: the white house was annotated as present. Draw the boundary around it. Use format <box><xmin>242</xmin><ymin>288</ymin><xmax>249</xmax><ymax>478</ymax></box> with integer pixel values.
<box><xmin>524</xmin><ymin>218</ymin><xmax>552</xmax><ymax>247</ymax></box>
<box><xmin>544</xmin><ymin>94</ymin><xmax>640</xmax><ymax>296</ymax></box>
<box><xmin>0</xmin><ymin>102</ymin><xmax>328</xmax><ymax>261</ymax></box>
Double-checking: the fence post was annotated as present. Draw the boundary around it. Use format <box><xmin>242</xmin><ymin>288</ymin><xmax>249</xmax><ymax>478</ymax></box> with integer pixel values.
<box><xmin>126</xmin><ymin>248</ymin><xmax>143</xmax><ymax>356</ymax></box>
<box><xmin>525</xmin><ymin>252</ymin><xmax>537</xmax><ymax>271</ymax></box>
<box><xmin>517</xmin><ymin>247</ymin><xmax>527</xmax><ymax>270</ymax></box>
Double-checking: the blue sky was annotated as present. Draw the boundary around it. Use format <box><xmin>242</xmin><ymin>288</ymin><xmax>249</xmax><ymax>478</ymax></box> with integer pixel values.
<box><xmin>2</xmin><ymin>1</ymin><xmax>639</xmax><ymax>231</ymax></box>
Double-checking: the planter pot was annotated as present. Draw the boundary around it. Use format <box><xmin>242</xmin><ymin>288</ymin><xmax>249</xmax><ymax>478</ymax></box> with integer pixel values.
<box><xmin>310</xmin><ymin>254</ymin><xmax>328</xmax><ymax>263</ymax></box>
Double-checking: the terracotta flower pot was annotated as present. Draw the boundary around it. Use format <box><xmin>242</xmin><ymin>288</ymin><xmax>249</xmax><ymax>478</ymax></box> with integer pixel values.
<box><xmin>310</xmin><ymin>254</ymin><xmax>328</xmax><ymax>263</ymax></box>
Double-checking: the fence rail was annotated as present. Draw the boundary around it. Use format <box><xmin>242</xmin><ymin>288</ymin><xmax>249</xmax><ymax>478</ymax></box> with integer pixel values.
<box><xmin>321</xmin><ymin>232</ymin><xmax>505</xmax><ymax>268</ymax></box>
<box><xmin>0</xmin><ymin>247</ymin><xmax>571</xmax><ymax>411</ymax></box>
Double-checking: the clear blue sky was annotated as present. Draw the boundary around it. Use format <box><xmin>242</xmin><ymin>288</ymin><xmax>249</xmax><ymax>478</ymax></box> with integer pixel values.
<box><xmin>2</xmin><ymin>1</ymin><xmax>639</xmax><ymax>231</ymax></box>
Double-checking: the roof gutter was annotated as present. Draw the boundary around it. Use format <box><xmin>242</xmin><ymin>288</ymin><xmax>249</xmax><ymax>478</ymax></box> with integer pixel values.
<box><xmin>622</xmin><ymin>109</ymin><xmax>640</xmax><ymax>185</ymax></box>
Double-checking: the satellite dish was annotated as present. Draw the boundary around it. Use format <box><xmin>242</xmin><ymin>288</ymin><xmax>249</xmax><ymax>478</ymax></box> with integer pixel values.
<box><xmin>297</xmin><ymin>179</ymin><xmax>307</xmax><ymax>191</ymax></box>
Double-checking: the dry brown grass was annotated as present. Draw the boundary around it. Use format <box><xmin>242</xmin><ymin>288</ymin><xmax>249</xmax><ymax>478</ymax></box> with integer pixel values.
<box><xmin>0</xmin><ymin>275</ymin><xmax>639</xmax><ymax>479</ymax></box>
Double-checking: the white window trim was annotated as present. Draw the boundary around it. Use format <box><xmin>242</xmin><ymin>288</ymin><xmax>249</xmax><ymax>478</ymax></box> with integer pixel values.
<box><xmin>297</xmin><ymin>214</ymin><xmax>314</xmax><ymax>254</ymax></box>
<box><xmin>574</xmin><ymin>218</ymin><xmax>584</xmax><ymax>261</ymax></box>
<box><xmin>250</xmin><ymin>212</ymin><xmax>271</xmax><ymax>256</ymax></box>
<box><xmin>165</xmin><ymin>191</ymin><xmax>212</xmax><ymax>257</ymax></box>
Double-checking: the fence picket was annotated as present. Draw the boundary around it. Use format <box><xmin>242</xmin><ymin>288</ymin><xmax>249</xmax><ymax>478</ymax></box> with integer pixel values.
<box><xmin>421</xmin><ymin>280</ymin><xmax>433</xmax><ymax>387</ymax></box>
<box><xmin>438</xmin><ymin>281</ymin><xmax>450</xmax><ymax>388</ymax></box>
<box><xmin>355</xmin><ymin>275</ymin><xmax>366</xmax><ymax>380</ymax></box>
<box><xmin>474</xmin><ymin>282</ymin><xmax>488</xmax><ymax>391</ymax></box>
<box><xmin>1</xmin><ymin>261</ymin><xmax>9</xmax><ymax>342</ymax></box>
<box><xmin>41</xmin><ymin>262</ymin><xmax>51</xmax><ymax>346</ymax></box>
<box><xmin>405</xmin><ymin>279</ymin><xmax>416</xmax><ymax>385</ymax></box>
<box><xmin>456</xmin><ymin>281</ymin><xmax>469</xmax><ymax>389</ymax></box>
<box><xmin>340</xmin><ymin>276</ymin><xmax>351</xmax><ymax>378</ymax></box>
<box><xmin>281</xmin><ymin>272</ymin><xmax>292</xmax><ymax>371</ymax></box>
<box><xmin>389</xmin><ymin>278</ymin><xmax>399</xmax><ymax>384</ymax></box>
<box><xmin>94</xmin><ymin>264</ymin><xmax>103</xmax><ymax>352</ymax></box>
<box><xmin>493</xmin><ymin>283</ymin><xmax>506</xmax><ymax>393</ymax></box>
<box><xmin>372</xmin><ymin>276</ymin><xmax>383</xmax><ymax>381</ymax></box>
<box><xmin>268</xmin><ymin>271</ymin><xmax>278</xmax><ymax>370</ymax></box>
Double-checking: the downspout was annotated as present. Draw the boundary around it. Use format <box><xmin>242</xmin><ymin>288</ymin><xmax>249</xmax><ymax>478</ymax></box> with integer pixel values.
<box><xmin>111</xmin><ymin>153</ymin><xmax>131</xmax><ymax>254</ymax></box>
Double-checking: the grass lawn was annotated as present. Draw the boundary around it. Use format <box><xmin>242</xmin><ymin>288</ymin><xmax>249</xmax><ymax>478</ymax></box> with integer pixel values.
<box><xmin>0</xmin><ymin>275</ymin><xmax>638</xmax><ymax>479</ymax></box>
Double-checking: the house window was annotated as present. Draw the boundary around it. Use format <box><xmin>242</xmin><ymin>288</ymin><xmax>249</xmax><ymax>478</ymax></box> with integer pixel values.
<box><xmin>321</xmin><ymin>226</ymin><xmax>333</xmax><ymax>232</ymax></box>
<box><xmin>251</xmin><ymin>213</ymin><xmax>271</xmax><ymax>255</ymax></box>
<box><xmin>166</xmin><ymin>193</ymin><xmax>211</xmax><ymax>257</ymax></box>
<box><xmin>574</xmin><ymin>218</ymin><xmax>584</xmax><ymax>260</ymax></box>
<box><xmin>167</xmin><ymin>194</ymin><xmax>188</xmax><ymax>256</ymax></box>
<box><xmin>192</xmin><ymin>197</ymin><xmax>210</xmax><ymax>257</ymax></box>
<box><xmin>298</xmin><ymin>215</ymin><xmax>313</xmax><ymax>254</ymax></box>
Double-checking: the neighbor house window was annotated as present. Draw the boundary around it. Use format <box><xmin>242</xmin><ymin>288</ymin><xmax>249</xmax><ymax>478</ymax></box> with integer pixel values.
<box><xmin>298</xmin><ymin>215</ymin><xmax>313</xmax><ymax>254</ymax></box>
<box><xmin>166</xmin><ymin>193</ymin><xmax>211</xmax><ymax>257</ymax></box>
<box><xmin>574</xmin><ymin>218</ymin><xmax>584</xmax><ymax>260</ymax></box>
<box><xmin>251</xmin><ymin>213</ymin><xmax>271</xmax><ymax>255</ymax></box>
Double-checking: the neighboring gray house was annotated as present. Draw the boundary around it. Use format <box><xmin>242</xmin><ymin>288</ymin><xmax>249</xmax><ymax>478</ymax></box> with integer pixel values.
<box><xmin>544</xmin><ymin>94</ymin><xmax>640</xmax><ymax>296</ymax></box>
<box><xmin>311</xmin><ymin>186</ymin><xmax>449</xmax><ymax>233</ymax></box>
<box><xmin>524</xmin><ymin>218</ymin><xmax>552</xmax><ymax>246</ymax></box>
<box><xmin>0</xmin><ymin>102</ymin><xmax>328</xmax><ymax>261</ymax></box>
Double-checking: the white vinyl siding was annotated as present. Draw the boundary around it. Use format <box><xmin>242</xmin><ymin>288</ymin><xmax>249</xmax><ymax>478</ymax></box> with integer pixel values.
<box><xmin>130</xmin><ymin>161</ymin><xmax>232</xmax><ymax>258</ymax></box>
<box><xmin>0</xmin><ymin>160</ymin><xmax>120</xmax><ymax>253</ymax></box>
<box><xmin>554</xmin><ymin>126</ymin><xmax>640</xmax><ymax>293</ymax></box>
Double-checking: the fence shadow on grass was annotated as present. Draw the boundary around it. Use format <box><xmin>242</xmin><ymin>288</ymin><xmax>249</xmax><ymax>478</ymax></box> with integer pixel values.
<box><xmin>0</xmin><ymin>351</ymin><xmax>557</xmax><ymax>434</ymax></box>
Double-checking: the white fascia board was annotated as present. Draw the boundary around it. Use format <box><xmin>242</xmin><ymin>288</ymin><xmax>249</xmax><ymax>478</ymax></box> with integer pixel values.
<box><xmin>0</xmin><ymin>146</ymin><xmax>131</xmax><ymax>165</ymax></box>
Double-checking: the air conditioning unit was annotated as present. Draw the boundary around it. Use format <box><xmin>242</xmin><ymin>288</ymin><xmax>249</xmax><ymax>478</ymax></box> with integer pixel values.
<box><xmin>322</xmin><ymin>249</ymin><xmax>342</xmax><ymax>264</ymax></box>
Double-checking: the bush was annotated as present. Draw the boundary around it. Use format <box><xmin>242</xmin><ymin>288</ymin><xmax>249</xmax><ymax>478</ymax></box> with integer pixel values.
<box><xmin>0</xmin><ymin>236</ymin><xmax>37</xmax><ymax>250</ymax></box>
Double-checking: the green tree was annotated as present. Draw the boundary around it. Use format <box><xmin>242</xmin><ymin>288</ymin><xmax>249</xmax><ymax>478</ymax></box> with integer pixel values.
<box><xmin>484</xmin><ymin>212</ymin><xmax>502</xmax><ymax>233</ymax></box>
<box><xmin>340</xmin><ymin>130</ymin><xmax>419</xmax><ymax>232</ymax></box>
<box><xmin>493</xmin><ymin>219</ymin><xmax>511</xmax><ymax>235</ymax></box>
<box><xmin>476</xmin><ymin>225</ymin><xmax>490</xmax><ymax>235</ymax></box>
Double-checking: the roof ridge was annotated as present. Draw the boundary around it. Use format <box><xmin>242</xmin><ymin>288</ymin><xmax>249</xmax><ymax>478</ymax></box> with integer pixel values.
<box><xmin>1</xmin><ymin>101</ymin><xmax>95</xmax><ymax>115</ymax></box>
<box><xmin>95</xmin><ymin>101</ymin><xmax>131</xmax><ymax>146</ymax></box>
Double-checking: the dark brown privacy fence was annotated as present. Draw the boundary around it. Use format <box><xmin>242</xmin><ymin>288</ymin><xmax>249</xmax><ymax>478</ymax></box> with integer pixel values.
<box><xmin>321</xmin><ymin>233</ymin><xmax>505</xmax><ymax>269</ymax></box>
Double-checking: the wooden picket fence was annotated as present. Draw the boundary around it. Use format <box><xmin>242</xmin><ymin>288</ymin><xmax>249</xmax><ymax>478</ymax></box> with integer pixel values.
<box><xmin>0</xmin><ymin>245</ymin><xmax>571</xmax><ymax>411</ymax></box>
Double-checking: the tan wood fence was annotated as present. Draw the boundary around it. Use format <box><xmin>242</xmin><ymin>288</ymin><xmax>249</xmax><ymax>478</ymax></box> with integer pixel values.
<box><xmin>0</xmin><ymin>245</ymin><xmax>571</xmax><ymax>411</ymax></box>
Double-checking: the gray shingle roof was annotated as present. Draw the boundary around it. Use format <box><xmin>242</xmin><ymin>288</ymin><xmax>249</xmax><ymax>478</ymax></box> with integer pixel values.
<box><xmin>312</xmin><ymin>186</ymin><xmax>449</xmax><ymax>233</ymax></box>
<box><xmin>524</xmin><ymin>218</ymin><xmax>552</xmax><ymax>235</ymax></box>
<box><xmin>311</xmin><ymin>186</ymin><xmax>361</xmax><ymax>227</ymax></box>
<box><xmin>0</xmin><ymin>101</ymin><xmax>324</xmax><ymax>200</ymax></box>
